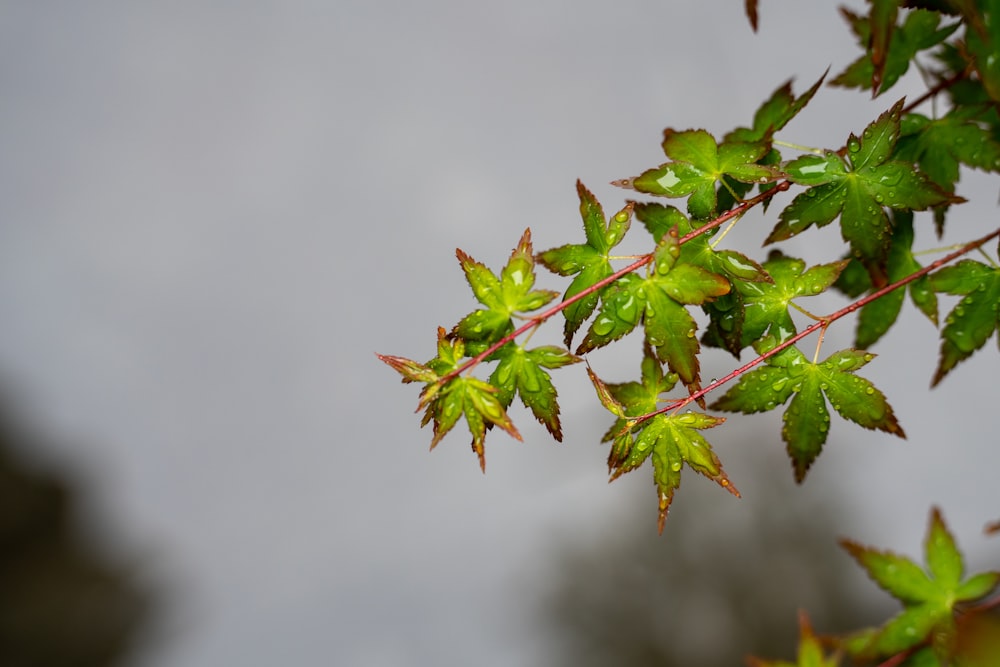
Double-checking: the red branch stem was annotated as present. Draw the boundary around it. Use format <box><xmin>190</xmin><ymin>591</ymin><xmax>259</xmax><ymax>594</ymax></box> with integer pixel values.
<box><xmin>438</xmin><ymin>180</ymin><xmax>793</xmax><ymax>385</ymax></box>
<box><xmin>632</xmin><ymin>225</ymin><xmax>1000</xmax><ymax>426</ymax></box>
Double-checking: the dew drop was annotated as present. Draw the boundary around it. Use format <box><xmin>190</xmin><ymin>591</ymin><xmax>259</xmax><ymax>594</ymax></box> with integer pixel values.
<box><xmin>771</xmin><ymin>378</ymin><xmax>788</xmax><ymax>391</ymax></box>
<box><xmin>671</xmin><ymin>461</ymin><xmax>682</xmax><ymax>472</ymax></box>
<box><xmin>592</xmin><ymin>316</ymin><xmax>616</xmax><ymax>336</ymax></box>
<box><xmin>614</xmin><ymin>210</ymin><xmax>629</xmax><ymax>223</ymax></box>
<box><xmin>618</xmin><ymin>295</ymin><xmax>639</xmax><ymax>322</ymax></box>
<box><xmin>865</xmin><ymin>386</ymin><xmax>874</xmax><ymax>395</ymax></box>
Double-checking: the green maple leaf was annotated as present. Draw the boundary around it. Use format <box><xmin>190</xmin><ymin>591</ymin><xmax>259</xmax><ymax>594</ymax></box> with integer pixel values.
<box><xmin>379</xmin><ymin>328</ymin><xmax>521</xmax><ymax>472</ymax></box>
<box><xmin>831</xmin><ymin>7</ymin><xmax>960</xmax><ymax>96</ymax></box>
<box><xmin>835</xmin><ymin>211</ymin><xmax>939</xmax><ymax>348</ymax></box>
<box><xmin>897</xmin><ymin>108</ymin><xmax>1000</xmax><ymax>192</ymax></box>
<box><xmin>489</xmin><ymin>344</ymin><xmax>580</xmax><ymax>441</ymax></box>
<box><xmin>769</xmin><ymin>100</ymin><xmax>962</xmax><ymax>278</ymax></box>
<box><xmin>577</xmin><ymin>227</ymin><xmax>730</xmax><ymax>395</ymax></box>
<box><xmin>896</xmin><ymin>107</ymin><xmax>1000</xmax><ymax>229</ymax></box>
<box><xmin>596</xmin><ymin>344</ymin><xmax>679</xmax><ymax>470</ymax></box>
<box><xmin>589</xmin><ymin>358</ymin><xmax>738</xmax><ymax>532</ymax></box>
<box><xmin>928</xmin><ymin>257</ymin><xmax>1000</xmax><ymax>386</ymax></box>
<box><xmin>840</xmin><ymin>508</ymin><xmax>1000</xmax><ymax>662</ymax></box>
<box><xmin>710</xmin><ymin>340</ymin><xmax>905</xmax><ymax>482</ymax></box>
<box><xmin>627</xmin><ymin>129</ymin><xmax>783</xmax><ymax>219</ymax></box>
<box><xmin>636</xmin><ymin>201</ymin><xmax>771</xmax><ymax>359</ymax></box>
<box><xmin>452</xmin><ymin>229</ymin><xmax>559</xmax><ymax>356</ymax></box>
<box><xmin>746</xmin><ymin>611</ymin><xmax>842</xmax><ymax>667</ymax></box>
<box><xmin>704</xmin><ymin>252</ymin><xmax>848</xmax><ymax>354</ymax></box>
<box><xmin>537</xmin><ymin>181</ymin><xmax>632</xmax><ymax>347</ymax></box>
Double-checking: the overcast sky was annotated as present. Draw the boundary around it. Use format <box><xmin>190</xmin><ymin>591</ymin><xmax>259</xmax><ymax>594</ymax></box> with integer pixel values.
<box><xmin>0</xmin><ymin>2</ymin><xmax>997</xmax><ymax>666</ymax></box>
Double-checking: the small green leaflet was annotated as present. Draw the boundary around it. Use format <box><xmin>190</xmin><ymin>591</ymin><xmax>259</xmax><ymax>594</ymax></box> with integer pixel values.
<box><xmin>453</xmin><ymin>228</ymin><xmax>559</xmax><ymax>356</ymax></box>
<box><xmin>710</xmin><ymin>341</ymin><xmax>904</xmax><ymax>482</ymax></box>
<box><xmin>624</xmin><ymin>129</ymin><xmax>783</xmax><ymax>219</ymax></box>
<box><xmin>928</xmin><ymin>258</ymin><xmax>1000</xmax><ymax>386</ymax></box>
<box><xmin>634</xmin><ymin>201</ymin><xmax>771</xmax><ymax>283</ymax></box>
<box><xmin>726</xmin><ymin>71</ymin><xmax>827</xmax><ymax>145</ymax></box>
<box><xmin>835</xmin><ymin>211</ymin><xmax>938</xmax><ymax>348</ymax></box>
<box><xmin>771</xmin><ymin>100</ymin><xmax>961</xmax><ymax>278</ymax></box>
<box><xmin>489</xmin><ymin>344</ymin><xmax>580</xmax><ymax>441</ymax></box>
<box><xmin>839</xmin><ymin>508</ymin><xmax>1000</xmax><ymax>662</ymax></box>
<box><xmin>588</xmin><ymin>355</ymin><xmax>738</xmax><ymax>534</ymax></box>
<box><xmin>537</xmin><ymin>181</ymin><xmax>632</xmax><ymax>347</ymax></box>
<box><xmin>576</xmin><ymin>226</ymin><xmax>731</xmax><ymax>396</ymax></box>
<box><xmin>831</xmin><ymin>7</ymin><xmax>960</xmax><ymax>96</ymax></box>
<box><xmin>704</xmin><ymin>252</ymin><xmax>847</xmax><ymax>354</ymax></box>
<box><xmin>746</xmin><ymin>612</ymin><xmax>841</xmax><ymax>667</ymax></box>
<box><xmin>378</xmin><ymin>327</ymin><xmax>522</xmax><ymax>472</ymax></box>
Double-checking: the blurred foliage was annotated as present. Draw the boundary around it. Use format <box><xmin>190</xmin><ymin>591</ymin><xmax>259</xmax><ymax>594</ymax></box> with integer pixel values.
<box><xmin>537</xmin><ymin>447</ymin><xmax>886</xmax><ymax>667</ymax></box>
<box><xmin>0</xmin><ymin>401</ymin><xmax>149</xmax><ymax>666</ymax></box>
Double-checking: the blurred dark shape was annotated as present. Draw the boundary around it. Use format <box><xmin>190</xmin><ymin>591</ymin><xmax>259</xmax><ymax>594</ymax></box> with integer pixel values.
<box><xmin>537</xmin><ymin>439</ymin><xmax>889</xmax><ymax>667</ymax></box>
<box><xmin>0</xmin><ymin>403</ymin><xmax>149</xmax><ymax>666</ymax></box>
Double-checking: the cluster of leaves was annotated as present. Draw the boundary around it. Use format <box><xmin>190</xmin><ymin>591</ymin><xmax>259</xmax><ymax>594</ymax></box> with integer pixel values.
<box><xmin>749</xmin><ymin>508</ymin><xmax>1000</xmax><ymax>667</ymax></box>
<box><xmin>380</xmin><ymin>0</ymin><xmax>1000</xmax><ymax>531</ymax></box>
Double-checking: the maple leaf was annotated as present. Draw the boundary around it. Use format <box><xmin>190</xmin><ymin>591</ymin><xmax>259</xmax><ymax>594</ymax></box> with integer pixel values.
<box><xmin>928</xmin><ymin>257</ymin><xmax>1000</xmax><ymax>386</ymax></box>
<box><xmin>453</xmin><ymin>228</ymin><xmax>559</xmax><ymax>356</ymax></box>
<box><xmin>896</xmin><ymin>107</ymin><xmax>1000</xmax><ymax>229</ymax></box>
<box><xmin>625</xmin><ymin>129</ymin><xmax>783</xmax><ymax>219</ymax></box>
<box><xmin>489</xmin><ymin>344</ymin><xmax>580</xmax><ymax>441</ymax></box>
<box><xmin>897</xmin><ymin>108</ymin><xmax>1000</xmax><ymax>191</ymax></box>
<box><xmin>710</xmin><ymin>340</ymin><xmax>904</xmax><ymax>482</ymax></box>
<box><xmin>831</xmin><ymin>7</ymin><xmax>960</xmax><ymax>96</ymax></box>
<box><xmin>769</xmin><ymin>100</ymin><xmax>962</xmax><ymax>281</ymax></box>
<box><xmin>703</xmin><ymin>251</ymin><xmax>847</xmax><ymax>355</ymax></box>
<box><xmin>588</xmin><ymin>356</ymin><xmax>738</xmax><ymax>533</ymax></box>
<box><xmin>839</xmin><ymin>508</ymin><xmax>1000</xmax><ymax>663</ymax></box>
<box><xmin>379</xmin><ymin>328</ymin><xmax>521</xmax><ymax>471</ymax></box>
<box><xmin>537</xmin><ymin>181</ymin><xmax>632</xmax><ymax>347</ymax></box>
<box><xmin>577</xmin><ymin>226</ymin><xmax>730</xmax><ymax>396</ymax></box>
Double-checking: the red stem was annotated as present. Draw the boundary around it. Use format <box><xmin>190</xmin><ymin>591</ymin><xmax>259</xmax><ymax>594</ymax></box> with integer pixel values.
<box><xmin>632</xmin><ymin>225</ymin><xmax>1000</xmax><ymax>425</ymax></box>
<box><xmin>902</xmin><ymin>67</ymin><xmax>969</xmax><ymax>114</ymax></box>
<box><xmin>438</xmin><ymin>180</ymin><xmax>792</xmax><ymax>385</ymax></box>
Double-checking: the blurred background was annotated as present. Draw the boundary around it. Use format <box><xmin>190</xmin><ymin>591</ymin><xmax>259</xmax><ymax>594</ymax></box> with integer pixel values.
<box><xmin>0</xmin><ymin>1</ymin><xmax>997</xmax><ymax>665</ymax></box>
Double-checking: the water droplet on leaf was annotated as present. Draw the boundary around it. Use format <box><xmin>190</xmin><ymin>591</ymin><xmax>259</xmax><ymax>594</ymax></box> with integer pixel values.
<box><xmin>592</xmin><ymin>316</ymin><xmax>616</xmax><ymax>336</ymax></box>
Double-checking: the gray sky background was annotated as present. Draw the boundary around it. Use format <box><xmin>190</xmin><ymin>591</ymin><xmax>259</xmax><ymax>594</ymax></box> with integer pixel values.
<box><xmin>0</xmin><ymin>2</ymin><xmax>997</xmax><ymax>666</ymax></box>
